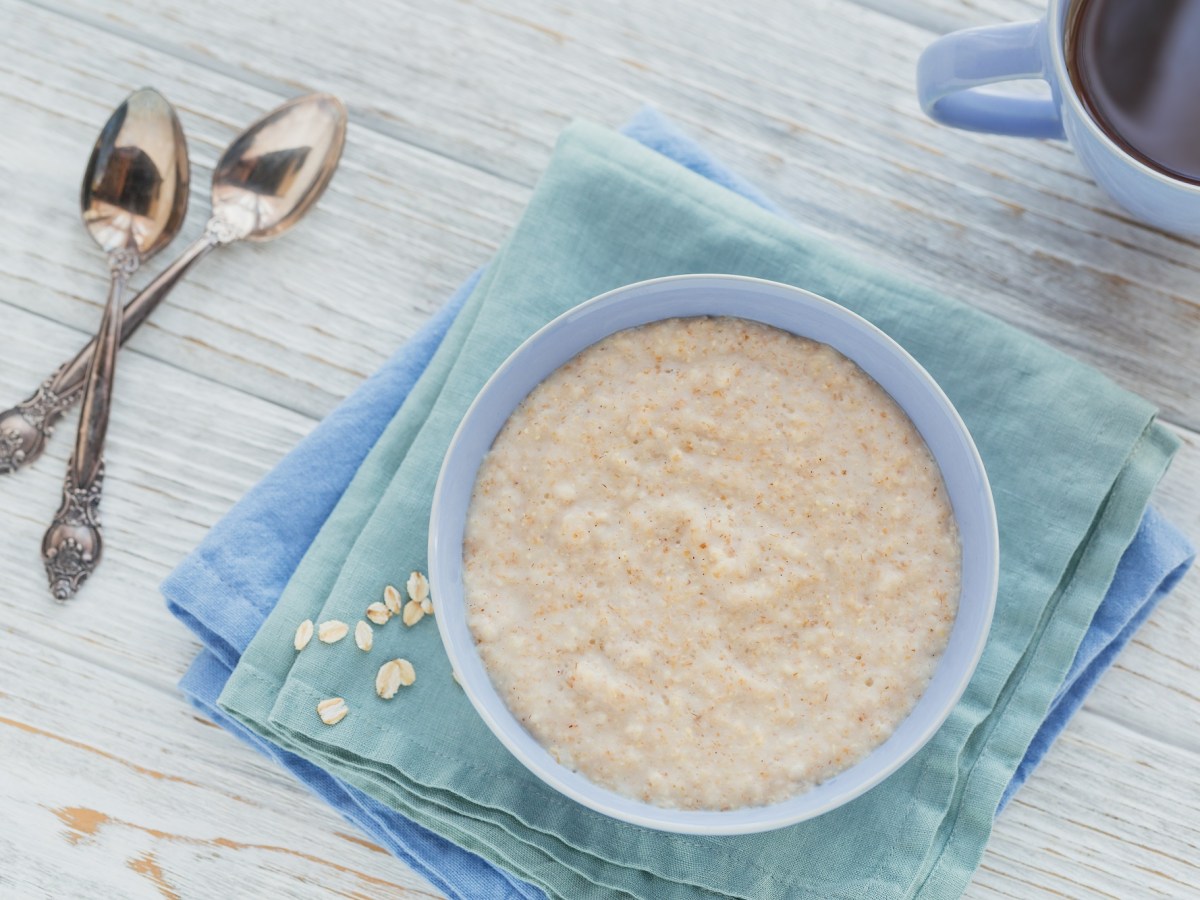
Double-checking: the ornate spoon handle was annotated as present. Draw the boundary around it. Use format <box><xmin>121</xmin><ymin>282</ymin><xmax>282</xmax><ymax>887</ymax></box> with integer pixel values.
<box><xmin>41</xmin><ymin>250</ymin><xmax>137</xmax><ymax>600</ymax></box>
<box><xmin>0</xmin><ymin>224</ymin><xmax>223</xmax><ymax>475</ymax></box>
<box><xmin>0</xmin><ymin>362</ymin><xmax>86</xmax><ymax>474</ymax></box>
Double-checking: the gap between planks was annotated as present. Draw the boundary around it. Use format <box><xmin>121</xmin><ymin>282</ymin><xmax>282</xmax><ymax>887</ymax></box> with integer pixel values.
<box><xmin>0</xmin><ymin>289</ymin><xmax>329</xmax><ymax>426</ymax></box>
<box><xmin>17</xmin><ymin>0</ymin><xmax>1200</xmax><ymax>439</ymax></box>
<box><xmin>15</xmin><ymin>0</ymin><xmax>1076</xmax><ymax>203</ymax></box>
<box><xmin>18</xmin><ymin>0</ymin><xmax>529</xmax><ymax>189</ymax></box>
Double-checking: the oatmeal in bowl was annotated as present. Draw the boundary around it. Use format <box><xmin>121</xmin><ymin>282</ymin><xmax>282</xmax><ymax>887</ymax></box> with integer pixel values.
<box><xmin>430</xmin><ymin>275</ymin><xmax>997</xmax><ymax>834</ymax></box>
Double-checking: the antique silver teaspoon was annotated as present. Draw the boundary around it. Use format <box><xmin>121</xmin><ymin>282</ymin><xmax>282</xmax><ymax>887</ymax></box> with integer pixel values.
<box><xmin>42</xmin><ymin>89</ymin><xmax>189</xmax><ymax>600</ymax></box>
<box><xmin>0</xmin><ymin>93</ymin><xmax>348</xmax><ymax>476</ymax></box>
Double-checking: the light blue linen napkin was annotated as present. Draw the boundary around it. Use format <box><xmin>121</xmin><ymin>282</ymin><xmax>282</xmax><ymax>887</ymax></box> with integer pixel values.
<box><xmin>999</xmin><ymin>504</ymin><xmax>1194</xmax><ymax>810</ymax></box>
<box><xmin>164</xmin><ymin>108</ymin><xmax>1194</xmax><ymax>898</ymax></box>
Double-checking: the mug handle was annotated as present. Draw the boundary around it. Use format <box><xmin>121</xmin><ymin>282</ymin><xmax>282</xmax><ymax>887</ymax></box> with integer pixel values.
<box><xmin>917</xmin><ymin>20</ymin><xmax>1065</xmax><ymax>139</ymax></box>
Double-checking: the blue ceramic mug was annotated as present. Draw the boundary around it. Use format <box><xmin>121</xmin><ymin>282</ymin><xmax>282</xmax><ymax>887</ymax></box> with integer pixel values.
<box><xmin>917</xmin><ymin>0</ymin><xmax>1200</xmax><ymax>234</ymax></box>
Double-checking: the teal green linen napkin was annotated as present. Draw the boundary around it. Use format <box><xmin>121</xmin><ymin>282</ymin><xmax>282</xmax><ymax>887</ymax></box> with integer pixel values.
<box><xmin>219</xmin><ymin>121</ymin><xmax>1177</xmax><ymax>899</ymax></box>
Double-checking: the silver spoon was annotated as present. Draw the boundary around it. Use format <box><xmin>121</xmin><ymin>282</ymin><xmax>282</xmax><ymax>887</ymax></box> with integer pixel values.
<box><xmin>42</xmin><ymin>89</ymin><xmax>189</xmax><ymax>600</ymax></box>
<box><xmin>0</xmin><ymin>93</ymin><xmax>349</xmax><ymax>476</ymax></box>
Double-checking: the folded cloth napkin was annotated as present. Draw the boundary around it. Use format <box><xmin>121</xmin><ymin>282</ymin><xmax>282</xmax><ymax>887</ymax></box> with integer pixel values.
<box><xmin>999</xmin><ymin>503</ymin><xmax>1193</xmax><ymax>811</ymax></box>
<box><xmin>163</xmin><ymin>109</ymin><xmax>1194</xmax><ymax>899</ymax></box>
<box><xmin>170</xmin><ymin>273</ymin><xmax>545</xmax><ymax>900</ymax></box>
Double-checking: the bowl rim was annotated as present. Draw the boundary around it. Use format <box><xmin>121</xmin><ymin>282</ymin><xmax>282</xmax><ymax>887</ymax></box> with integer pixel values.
<box><xmin>430</xmin><ymin>273</ymin><xmax>999</xmax><ymax>835</ymax></box>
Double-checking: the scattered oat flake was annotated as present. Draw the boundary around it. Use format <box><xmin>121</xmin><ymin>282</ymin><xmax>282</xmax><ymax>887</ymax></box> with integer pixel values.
<box><xmin>294</xmin><ymin>619</ymin><xmax>314</xmax><ymax>651</ymax></box>
<box><xmin>402</xmin><ymin>599</ymin><xmax>425</xmax><ymax>627</ymax></box>
<box><xmin>420</xmin><ymin>597</ymin><xmax>434</xmax><ymax>616</ymax></box>
<box><xmin>394</xmin><ymin>658</ymin><xmax>416</xmax><ymax>686</ymax></box>
<box><xmin>355</xmin><ymin>620</ymin><xmax>373</xmax><ymax>652</ymax></box>
<box><xmin>317</xmin><ymin>697</ymin><xmax>348</xmax><ymax>725</ymax></box>
<box><xmin>407</xmin><ymin>571</ymin><xmax>429</xmax><ymax>604</ymax></box>
<box><xmin>384</xmin><ymin>584</ymin><xmax>403</xmax><ymax>615</ymax></box>
<box><xmin>366</xmin><ymin>602</ymin><xmax>391</xmax><ymax>625</ymax></box>
<box><xmin>376</xmin><ymin>661</ymin><xmax>402</xmax><ymax>699</ymax></box>
<box><xmin>317</xmin><ymin>620</ymin><xmax>349</xmax><ymax>643</ymax></box>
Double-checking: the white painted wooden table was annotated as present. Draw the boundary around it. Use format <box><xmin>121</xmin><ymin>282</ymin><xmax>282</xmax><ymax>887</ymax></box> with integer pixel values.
<box><xmin>1</xmin><ymin>0</ymin><xmax>1197</xmax><ymax>896</ymax></box>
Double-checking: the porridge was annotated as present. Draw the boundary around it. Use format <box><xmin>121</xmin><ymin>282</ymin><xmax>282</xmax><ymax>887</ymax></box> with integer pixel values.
<box><xmin>463</xmin><ymin>317</ymin><xmax>960</xmax><ymax>811</ymax></box>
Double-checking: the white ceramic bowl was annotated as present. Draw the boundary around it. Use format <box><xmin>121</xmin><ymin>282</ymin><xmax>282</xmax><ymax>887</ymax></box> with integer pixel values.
<box><xmin>429</xmin><ymin>274</ymin><xmax>998</xmax><ymax>835</ymax></box>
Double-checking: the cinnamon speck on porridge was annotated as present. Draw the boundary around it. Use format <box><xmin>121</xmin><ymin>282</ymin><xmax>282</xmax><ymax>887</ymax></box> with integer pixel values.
<box><xmin>462</xmin><ymin>316</ymin><xmax>960</xmax><ymax>810</ymax></box>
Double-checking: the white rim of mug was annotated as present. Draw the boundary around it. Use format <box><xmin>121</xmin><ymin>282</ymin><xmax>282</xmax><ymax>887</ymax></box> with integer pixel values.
<box><xmin>1049</xmin><ymin>0</ymin><xmax>1200</xmax><ymax>193</ymax></box>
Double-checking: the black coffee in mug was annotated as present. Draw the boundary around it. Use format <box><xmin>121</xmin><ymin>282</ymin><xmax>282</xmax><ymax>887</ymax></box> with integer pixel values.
<box><xmin>1068</xmin><ymin>0</ymin><xmax>1200</xmax><ymax>184</ymax></box>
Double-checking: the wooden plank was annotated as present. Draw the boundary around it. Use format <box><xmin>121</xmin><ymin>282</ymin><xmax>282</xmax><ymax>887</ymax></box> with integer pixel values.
<box><xmin>26</xmin><ymin>0</ymin><xmax>1200</xmax><ymax>430</ymax></box>
<box><xmin>975</xmin><ymin>709</ymin><xmax>1200</xmax><ymax>899</ymax></box>
<box><xmin>0</xmin><ymin>306</ymin><xmax>438</xmax><ymax>897</ymax></box>
<box><xmin>852</xmin><ymin>0</ymin><xmax>1044</xmax><ymax>33</ymax></box>
<box><xmin>0</xmin><ymin>634</ymin><xmax>438</xmax><ymax>898</ymax></box>
<box><xmin>0</xmin><ymin>2</ymin><xmax>526</xmax><ymax>421</ymax></box>
<box><xmin>0</xmin><ymin>305</ymin><xmax>304</xmax><ymax>683</ymax></box>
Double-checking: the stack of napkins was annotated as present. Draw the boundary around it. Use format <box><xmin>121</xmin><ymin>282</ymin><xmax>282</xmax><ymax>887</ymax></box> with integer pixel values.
<box><xmin>164</xmin><ymin>110</ymin><xmax>1194</xmax><ymax>900</ymax></box>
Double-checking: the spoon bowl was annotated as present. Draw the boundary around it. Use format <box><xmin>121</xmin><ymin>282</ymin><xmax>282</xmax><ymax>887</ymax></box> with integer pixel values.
<box><xmin>211</xmin><ymin>93</ymin><xmax>347</xmax><ymax>242</ymax></box>
<box><xmin>81</xmin><ymin>88</ymin><xmax>189</xmax><ymax>259</ymax></box>
<box><xmin>43</xmin><ymin>88</ymin><xmax>190</xmax><ymax>599</ymax></box>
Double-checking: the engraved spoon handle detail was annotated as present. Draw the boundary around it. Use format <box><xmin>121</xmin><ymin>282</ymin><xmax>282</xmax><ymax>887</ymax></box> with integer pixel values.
<box><xmin>0</xmin><ymin>363</ymin><xmax>86</xmax><ymax>474</ymax></box>
<box><xmin>0</xmin><ymin>225</ymin><xmax>221</xmax><ymax>475</ymax></box>
<box><xmin>41</xmin><ymin>250</ymin><xmax>137</xmax><ymax>600</ymax></box>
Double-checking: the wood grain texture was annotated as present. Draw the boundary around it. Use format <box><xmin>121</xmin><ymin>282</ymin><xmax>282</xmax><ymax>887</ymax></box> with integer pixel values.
<box><xmin>32</xmin><ymin>0</ymin><xmax>1200</xmax><ymax>429</ymax></box>
<box><xmin>0</xmin><ymin>0</ymin><xmax>1195</xmax><ymax>896</ymax></box>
